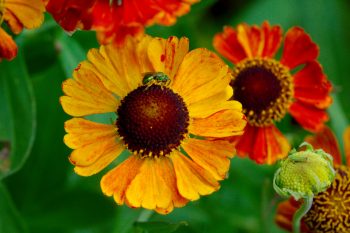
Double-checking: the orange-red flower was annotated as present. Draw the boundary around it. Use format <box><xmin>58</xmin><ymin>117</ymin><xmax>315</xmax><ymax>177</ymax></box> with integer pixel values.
<box><xmin>46</xmin><ymin>0</ymin><xmax>198</xmax><ymax>45</ymax></box>
<box><xmin>0</xmin><ymin>0</ymin><xmax>45</xmax><ymax>60</ymax></box>
<box><xmin>275</xmin><ymin>126</ymin><xmax>350</xmax><ymax>233</ymax></box>
<box><xmin>213</xmin><ymin>21</ymin><xmax>332</xmax><ymax>164</ymax></box>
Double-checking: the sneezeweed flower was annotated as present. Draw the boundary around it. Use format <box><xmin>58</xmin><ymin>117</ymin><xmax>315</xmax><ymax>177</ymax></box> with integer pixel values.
<box><xmin>276</xmin><ymin>126</ymin><xmax>350</xmax><ymax>233</ymax></box>
<box><xmin>213</xmin><ymin>21</ymin><xmax>332</xmax><ymax>164</ymax></box>
<box><xmin>0</xmin><ymin>0</ymin><xmax>45</xmax><ymax>60</ymax></box>
<box><xmin>60</xmin><ymin>35</ymin><xmax>246</xmax><ymax>214</ymax></box>
<box><xmin>273</xmin><ymin>142</ymin><xmax>335</xmax><ymax>233</ymax></box>
<box><xmin>47</xmin><ymin>0</ymin><xmax>198</xmax><ymax>45</ymax></box>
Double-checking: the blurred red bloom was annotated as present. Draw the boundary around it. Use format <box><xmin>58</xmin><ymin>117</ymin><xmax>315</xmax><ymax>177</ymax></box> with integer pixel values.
<box><xmin>46</xmin><ymin>0</ymin><xmax>198</xmax><ymax>45</ymax></box>
<box><xmin>213</xmin><ymin>21</ymin><xmax>332</xmax><ymax>164</ymax></box>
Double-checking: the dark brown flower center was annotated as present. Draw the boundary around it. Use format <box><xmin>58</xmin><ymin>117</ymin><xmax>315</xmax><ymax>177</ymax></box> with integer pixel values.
<box><xmin>117</xmin><ymin>84</ymin><xmax>189</xmax><ymax>158</ymax></box>
<box><xmin>231</xmin><ymin>58</ymin><xmax>293</xmax><ymax>126</ymax></box>
<box><xmin>303</xmin><ymin>165</ymin><xmax>350</xmax><ymax>233</ymax></box>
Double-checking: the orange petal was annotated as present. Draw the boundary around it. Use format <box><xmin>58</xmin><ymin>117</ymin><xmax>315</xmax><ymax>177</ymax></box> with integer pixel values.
<box><xmin>237</xmin><ymin>23</ymin><xmax>264</xmax><ymax>58</ymax></box>
<box><xmin>0</xmin><ymin>28</ymin><xmax>17</xmax><ymax>60</ymax></box>
<box><xmin>172</xmin><ymin>48</ymin><xmax>229</xmax><ymax>101</ymax></box>
<box><xmin>125</xmin><ymin>158</ymin><xmax>173</xmax><ymax>210</ymax></box>
<box><xmin>100</xmin><ymin>155</ymin><xmax>144</xmax><ymax>205</ymax></box>
<box><xmin>190</xmin><ymin>109</ymin><xmax>246</xmax><ymax>138</ymax></box>
<box><xmin>344</xmin><ymin>127</ymin><xmax>350</xmax><ymax>167</ymax></box>
<box><xmin>4</xmin><ymin>0</ymin><xmax>45</xmax><ymax>33</ymax></box>
<box><xmin>154</xmin><ymin>157</ymin><xmax>188</xmax><ymax>214</ymax></box>
<box><xmin>289</xmin><ymin>101</ymin><xmax>329</xmax><ymax>133</ymax></box>
<box><xmin>261</xmin><ymin>21</ymin><xmax>283</xmax><ymax>58</ymax></box>
<box><xmin>164</xmin><ymin>36</ymin><xmax>189</xmax><ymax>79</ymax></box>
<box><xmin>293</xmin><ymin>61</ymin><xmax>332</xmax><ymax>108</ymax></box>
<box><xmin>69</xmin><ymin>134</ymin><xmax>120</xmax><ymax>167</ymax></box>
<box><xmin>281</xmin><ymin>27</ymin><xmax>319</xmax><ymax>69</ymax></box>
<box><xmin>73</xmin><ymin>141</ymin><xmax>124</xmax><ymax>176</ymax></box>
<box><xmin>182</xmin><ymin>138</ymin><xmax>235</xmax><ymax>180</ymax></box>
<box><xmin>171</xmin><ymin>150</ymin><xmax>219</xmax><ymax>200</ymax></box>
<box><xmin>304</xmin><ymin>126</ymin><xmax>342</xmax><ymax>166</ymax></box>
<box><xmin>213</xmin><ymin>26</ymin><xmax>247</xmax><ymax>63</ymax></box>
<box><xmin>187</xmin><ymin>87</ymin><xmax>235</xmax><ymax>118</ymax></box>
<box><xmin>235</xmin><ymin>125</ymin><xmax>290</xmax><ymax>164</ymax></box>
<box><xmin>60</xmin><ymin>67</ymin><xmax>119</xmax><ymax>116</ymax></box>
<box><xmin>64</xmin><ymin>118</ymin><xmax>117</xmax><ymax>149</ymax></box>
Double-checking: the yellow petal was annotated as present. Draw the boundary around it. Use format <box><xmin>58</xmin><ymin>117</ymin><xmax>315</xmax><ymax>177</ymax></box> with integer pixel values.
<box><xmin>188</xmin><ymin>86</ymin><xmax>236</xmax><ymax>118</ymax></box>
<box><xmin>125</xmin><ymin>158</ymin><xmax>173</xmax><ymax>210</ymax></box>
<box><xmin>101</xmin><ymin>39</ymin><xmax>142</xmax><ymax>94</ymax></box>
<box><xmin>100</xmin><ymin>155</ymin><xmax>144</xmax><ymax>204</ymax></box>
<box><xmin>143</xmin><ymin>36</ymin><xmax>189</xmax><ymax>80</ymax></box>
<box><xmin>4</xmin><ymin>0</ymin><xmax>44</xmax><ymax>33</ymax></box>
<box><xmin>64</xmin><ymin>118</ymin><xmax>117</xmax><ymax>149</ymax></box>
<box><xmin>61</xmin><ymin>70</ymin><xmax>119</xmax><ymax>116</ymax></box>
<box><xmin>182</xmin><ymin>138</ymin><xmax>235</xmax><ymax>180</ymax></box>
<box><xmin>172</xmin><ymin>48</ymin><xmax>229</xmax><ymax>100</ymax></box>
<box><xmin>171</xmin><ymin>150</ymin><xmax>219</xmax><ymax>201</ymax></box>
<box><xmin>73</xmin><ymin>141</ymin><xmax>124</xmax><ymax>176</ymax></box>
<box><xmin>344</xmin><ymin>127</ymin><xmax>350</xmax><ymax>167</ymax></box>
<box><xmin>164</xmin><ymin>37</ymin><xmax>189</xmax><ymax>80</ymax></box>
<box><xmin>190</xmin><ymin>109</ymin><xmax>246</xmax><ymax>137</ymax></box>
<box><xmin>137</xmin><ymin>35</ymin><xmax>154</xmax><ymax>74</ymax></box>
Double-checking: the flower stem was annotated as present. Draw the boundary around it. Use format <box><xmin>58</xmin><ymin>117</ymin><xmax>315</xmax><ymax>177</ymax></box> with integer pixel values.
<box><xmin>293</xmin><ymin>196</ymin><xmax>313</xmax><ymax>233</ymax></box>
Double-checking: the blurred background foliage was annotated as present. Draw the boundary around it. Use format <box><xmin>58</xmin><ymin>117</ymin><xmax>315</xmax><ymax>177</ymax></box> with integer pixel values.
<box><xmin>1</xmin><ymin>0</ymin><xmax>350</xmax><ymax>232</ymax></box>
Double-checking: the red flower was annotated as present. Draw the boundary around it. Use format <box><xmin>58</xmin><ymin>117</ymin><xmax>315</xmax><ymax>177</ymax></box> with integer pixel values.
<box><xmin>213</xmin><ymin>21</ymin><xmax>332</xmax><ymax>164</ymax></box>
<box><xmin>46</xmin><ymin>0</ymin><xmax>198</xmax><ymax>45</ymax></box>
<box><xmin>275</xmin><ymin>126</ymin><xmax>350</xmax><ymax>233</ymax></box>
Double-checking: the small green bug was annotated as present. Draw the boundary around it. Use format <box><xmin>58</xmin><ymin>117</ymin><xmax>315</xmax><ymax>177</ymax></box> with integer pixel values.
<box><xmin>142</xmin><ymin>72</ymin><xmax>170</xmax><ymax>87</ymax></box>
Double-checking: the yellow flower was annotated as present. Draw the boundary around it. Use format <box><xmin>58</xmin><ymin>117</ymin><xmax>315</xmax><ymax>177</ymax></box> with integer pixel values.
<box><xmin>60</xmin><ymin>35</ymin><xmax>246</xmax><ymax>214</ymax></box>
<box><xmin>0</xmin><ymin>0</ymin><xmax>45</xmax><ymax>60</ymax></box>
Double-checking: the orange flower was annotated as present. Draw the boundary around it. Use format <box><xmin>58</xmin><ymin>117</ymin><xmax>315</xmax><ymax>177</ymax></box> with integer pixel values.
<box><xmin>46</xmin><ymin>0</ymin><xmax>198</xmax><ymax>45</ymax></box>
<box><xmin>0</xmin><ymin>0</ymin><xmax>45</xmax><ymax>60</ymax></box>
<box><xmin>213</xmin><ymin>21</ymin><xmax>332</xmax><ymax>164</ymax></box>
<box><xmin>275</xmin><ymin>126</ymin><xmax>350</xmax><ymax>233</ymax></box>
<box><xmin>60</xmin><ymin>35</ymin><xmax>246</xmax><ymax>214</ymax></box>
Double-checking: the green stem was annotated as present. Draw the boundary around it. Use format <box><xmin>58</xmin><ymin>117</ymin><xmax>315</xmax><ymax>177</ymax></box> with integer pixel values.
<box><xmin>293</xmin><ymin>196</ymin><xmax>313</xmax><ymax>233</ymax></box>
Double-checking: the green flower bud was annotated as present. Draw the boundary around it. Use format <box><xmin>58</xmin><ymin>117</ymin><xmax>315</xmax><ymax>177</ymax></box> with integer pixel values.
<box><xmin>273</xmin><ymin>142</ymin><xmax>335</xmax><ymax>200</ymax></box>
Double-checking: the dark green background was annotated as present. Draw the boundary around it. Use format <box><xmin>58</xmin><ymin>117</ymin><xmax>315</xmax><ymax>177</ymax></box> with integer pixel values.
<box><xmin>1</xmin><ymin>0</ymin><xmax>349</xmax><ymax>232</ymax></box>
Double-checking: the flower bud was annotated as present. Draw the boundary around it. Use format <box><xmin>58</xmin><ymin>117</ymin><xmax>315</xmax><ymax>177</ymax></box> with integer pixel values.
<box><xmin>273</xmin><ymin>142</ymin><xmax>335</xmax><ymax>200</ymax></box>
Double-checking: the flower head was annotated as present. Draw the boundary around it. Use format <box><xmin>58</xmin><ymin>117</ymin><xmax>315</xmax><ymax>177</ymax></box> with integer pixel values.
<box><xmin>276</xmin><ymin>126</ymin><xmax>350</xmax><ymax>233</ymax></box>
<box><xmin>213</xmin><ymin>21</ymin><xmax>332</xmax><ymax>164</ymax></box>
<box><xmin>0</xmin><ymin>0</ymin><xmax>45</xmax><ymax>60</ymax></box>
<box><xmin>60</xmin><ymin>35</ymin><xmax>246</xmax><ymax>214</ymax></box>
<box><xmin>46</xmin><ymin>0</ymin><xmax>199</xmax><ymax>45</ymax></box>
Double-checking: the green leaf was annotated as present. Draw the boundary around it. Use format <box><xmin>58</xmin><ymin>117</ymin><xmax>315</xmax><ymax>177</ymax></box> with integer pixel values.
<box><xmin>0</xmin><ymin>54</ymin><xmax>36</xmax><ymax>179</ymax></box>
<box><xmin>133</xmin><ymin>221</ymin><xmax>188</xmax><ymax>233</ymax></box>
<box><xmin>0</xmin><ymin>182</ymin><xmax>27</xmax><ymax>233</ymax></box>
<box><xmin>55</xmin><ymin>32</ymin><xmax>86</xmax><ymax>77</ymax></box>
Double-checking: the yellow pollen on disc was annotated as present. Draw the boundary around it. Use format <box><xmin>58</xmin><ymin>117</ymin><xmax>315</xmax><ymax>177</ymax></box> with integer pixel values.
<box><xmin>303</xmin><ymin>165</ymin><xmax>350</xmax><ymax>233</ymax></box>
<box><xmin>231</xmin><ymin>57</ymin><xmax>294</xmax><ymax>127</ymax></box>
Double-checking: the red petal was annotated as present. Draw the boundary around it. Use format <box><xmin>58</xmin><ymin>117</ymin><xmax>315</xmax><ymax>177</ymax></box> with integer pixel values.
<box><xmin>235</xmin><ymin>124</ymin><xmax>289</xmax><ymax>164</ymax></box>
<box><xmin>304</xmin><ymin>126</ymin><xmax>342</xmax><ymax>166</ymax></box>
<box><xmin>236</xmin><ymin>23</ymin><xmax>264</xmax><ymax>58</ymax></box>
<box><xmin>294</xmin><ymin>61</ymin><xmax>332</xmax><ymax>108</ymax></box>
<box><xmin>213</xmin><ymin>26</ymin><xmax>247</xmax><ymax>64</ymax></box>
<box><xmin>46</xmin><ymin>0</ymin><xmax>95</xmax><ymax>31</ymax></box>
<box><xmin>261</xmin><ymin>21</ymin><xmax>283</xmax><ymax>58</ymax></box>
<box><xmin>281</xmin><ymin>27</ymin><xmax>319</xmax><ymax>69</ymax></box>
<box><xmin>0</xmin><ymin>28</ymin><xmax>18</xmax><ymax>61</ymax></box>
<box><xmin>289</xmin><ymin>101</ymin><xmax>329</xmax><ymax>133</ymax></box>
